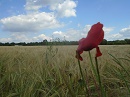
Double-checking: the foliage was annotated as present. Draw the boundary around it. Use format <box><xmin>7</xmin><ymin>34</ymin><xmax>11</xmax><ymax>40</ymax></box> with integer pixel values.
<box><xmin>0</xmin><ymin>39</ymin><xmax>130</xmax><ymax>46</ymax></box>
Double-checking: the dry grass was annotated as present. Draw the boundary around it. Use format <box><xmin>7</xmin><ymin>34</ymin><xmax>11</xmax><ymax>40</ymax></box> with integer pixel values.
<box><xmin>0</xmin><ymin>45</ymin><xmax>130</xmax><ymax>97</ymax></box>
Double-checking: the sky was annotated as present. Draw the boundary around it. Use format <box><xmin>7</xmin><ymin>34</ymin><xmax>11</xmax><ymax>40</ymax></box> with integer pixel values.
<box><xmin>0</xmin><ymin>0</ymin><xmax>130</xmax><ymax>43</ymax></box>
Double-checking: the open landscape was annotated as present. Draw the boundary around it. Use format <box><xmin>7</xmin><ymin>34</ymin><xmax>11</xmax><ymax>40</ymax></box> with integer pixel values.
<box><xmin>0</xmin><ymin>45</ymin><xmax>130</xmax><ymax>97</ymax></box>
<box><xmin>1</xmin><ymin>0</ymin><xmax>130</xmax><ymax>97</ymax></box>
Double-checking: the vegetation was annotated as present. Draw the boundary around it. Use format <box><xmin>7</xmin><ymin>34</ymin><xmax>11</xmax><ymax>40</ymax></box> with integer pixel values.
<box><xmin>0</xmin><ymin>39</ymin><xmax>130</xmax><ymax>46</ymax></box>
<box><xmin>0</xmin><ymin>45</ymin><xmax>130</xmax><ymax>97</ymax></box>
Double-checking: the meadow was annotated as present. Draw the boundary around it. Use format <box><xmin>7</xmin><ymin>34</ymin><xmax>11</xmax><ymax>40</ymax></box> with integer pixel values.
<box><xmin>0</xmin><ymin>45</ymin><xmax>130</xmax><ymax>97</ymax></box>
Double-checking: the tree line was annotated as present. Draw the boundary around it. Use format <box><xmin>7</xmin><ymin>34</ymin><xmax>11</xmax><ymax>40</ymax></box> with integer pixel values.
<box><xmin>0</xmin><ymin>39</ymin><xmax>130</xmax><ymax>46</ymax></box>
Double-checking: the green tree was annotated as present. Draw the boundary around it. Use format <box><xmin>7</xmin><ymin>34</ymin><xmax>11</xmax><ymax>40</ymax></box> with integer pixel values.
<box><xmin>100</xmin><ymin>39</ymin><xmax>107</xmax><ymax>45</ymax></box>
<box><xmin>125</xmin><ymin>39</ymin><xmax>130</xmax><ymax>44</ymax></box>
<box><xmin>43</xmin><ymin>39</ymin><xmax>48</xmax><ymax>45</ymax></box>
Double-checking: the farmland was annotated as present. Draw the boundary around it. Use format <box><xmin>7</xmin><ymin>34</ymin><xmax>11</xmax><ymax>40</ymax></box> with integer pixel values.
<box><xmin>0</xmin><ymin>45</ymin><xmax>130</xmax><ymax>97</ymax></box>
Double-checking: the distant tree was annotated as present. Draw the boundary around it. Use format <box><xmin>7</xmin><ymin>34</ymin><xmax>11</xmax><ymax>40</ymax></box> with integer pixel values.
<box><xmin>125</xmin><ymin>39</ymin><xmax>130</xmax><ymax>44</ymax></box>
<box><xmin>119</xmin><ymin>40</ymin><xmax>127</xmax><ymax>45</ymax></box>
<box><xmin>10</xmin><ymin>42</ymin><xmax>15</xmax><ymax>46</ymax></box>
<box><xmin>4</xmin><ymin>42</ymin><xmax>11</xmax><ymax>46</ymax></box>
<box><xmin>100</xmin><ymin>39</ymin><xmax>107</xmax><ymax>45</ymax></box>
<box><xmin>107</xmin><ymin>41</ymin><xmax>114</xmax><ymax>45</ymax></box>
<box><xmin>43</xmin><ymin>39</ymin><xmax>48</xmax><ymax>45</ymax></box>
<box><xmin>17</xmin><ymin>42</ymin><xmax>26</xmax><ymax>46</ymax></box>
<box><xmin>43</xmin><ymin>39</ymin><xmax>48</xmax><ymax>42</ymax></box>
<box><xmin>0</xmin><ymin>42</ymin><xmax>3</xmax><ymax>46</ymax></box>
<box><xmin>70</xmin><ymin>41</ymin><xmax>78</xmax><ymax>45</ymax></box>
<box><xmin>114</xmin><ymin>40</ymin><xmax>127</xmax><ymax>45</ymax></box>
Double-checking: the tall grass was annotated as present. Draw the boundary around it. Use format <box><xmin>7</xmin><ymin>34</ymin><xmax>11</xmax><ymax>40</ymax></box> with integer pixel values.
<box><xmin>0</xmin><ymin>45</ymin><xmax>130</xmax><ymax>97</ymax></box>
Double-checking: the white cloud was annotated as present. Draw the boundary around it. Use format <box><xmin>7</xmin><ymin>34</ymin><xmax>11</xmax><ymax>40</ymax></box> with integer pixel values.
<box><xmin>103</xmin><ymin>27</ymin><xmax>114</xmax><ymax>34</ymax></box>
<box><xmin>0</xmin><ymin>38</ymin><xmax>12</xmax><ymax>43</ymax></box>
<box><xmin>119</xmin><ymin>26</ymin><xmax>130</xmax><ymax>37</ymax></box>
<box><xmin>103</xmin><ymin>26</ymin><xmax>130</xmax><ymax>40</ymax></box>
<box><xmin>83</xmin><ymin>25</ymin><xmax>91</xmax><ymax>32</ymax></box>
<box><xmin>0</xmin><ymin>12</ymin><xmax>62</xmax><ymax>33</ymax></box>
<box><xmin>10</xmin><ymin>33</ymin><xmax>31</xmax><ymax>42</ymax></box>
<box><xmin>53</xmin><ymin>31</ymin><xmax>64</xmax><ymax>36</ymax></box>
<box><xmin>55</xmin><ymin>0</ymin><xmax>77</xmax><ymax>17</ymax></box>
<box><xmin>51</xmin><ymin>25</ymin><xmax>126</xmax><ymax>42</ymax></box>
<box><xmin>51</xmin><ymin>25</ymin><xmax>123</xmax><ymax>42</ymax></box>
<box><xmin>0</xmin><ymin>33</ymin><xmax>52</xmax><ymax>43</ymax></box>
<box><xmin>104</xmin><ymin>26</ymin><xmax>130</xmax><ymax>41</ymax></box>
<box><xmin>52</xmin><ymin>29</ymin><xmax>86</xmax><ymax>41</ymax></box>
<box><xmin>0</xmin><ymin>32</ymin><xmax>30</xmax><ymax>43</ymax></box>
<box><xmin>52</xmin><ymin>31</ymin><xmax>69</xmax><ymax>40</ymax></box>
<box><xmin>33</xmin><ymin>34</ymin><xmax>52</xmax><ymax>41</ymax></box>
<box><xmin>25</xmin><ymin>0</ymin><xmax>77</xmax><ymax>18</ymax></box>
<box><xmin>105</xmin><ymin>33</ymin><xmax>123</xmax><ymax>40</ymax></box>
<box><xmin>65</xmin><ymin>29</ymin><xmax>83</xmax><ymax>41</ymax></box>
<box><xmin>1</xmin><ymin>21</ymin><xmax>130</xmax><ymax>43</ymax></box>
<box><xmin>103</xmin><ymin>27</ymin><xmax>116</xmax><ymax>40</ymax></box>
<box><xmin>113</xmin><ymin>33</ymin><xmax>123</xmax><ymax>38</ymax></box>
<box><xmin>25</xmin><ymin>0</ymin><xmax>64</xmax><ymax>11</ymax></box>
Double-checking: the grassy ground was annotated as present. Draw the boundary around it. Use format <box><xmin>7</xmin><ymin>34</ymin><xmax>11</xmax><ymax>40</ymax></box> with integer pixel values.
<box><xmin>0</xmin><ymin>45</ymin><xmax>130</xmax><ymax>97</ymax></box>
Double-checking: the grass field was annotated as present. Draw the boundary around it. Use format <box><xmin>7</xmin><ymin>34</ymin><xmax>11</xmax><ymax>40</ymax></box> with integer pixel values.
<box><xmin>0</xmin><ymin>45</ymin><xmax>130</xmax><ymax>97</ymax></box>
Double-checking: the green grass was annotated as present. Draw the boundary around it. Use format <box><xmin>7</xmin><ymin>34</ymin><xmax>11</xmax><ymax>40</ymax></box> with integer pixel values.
<box><xmin>0</xmin><ymin>45</ymin><xmax>130</xmax><ymax>97</ymax></box>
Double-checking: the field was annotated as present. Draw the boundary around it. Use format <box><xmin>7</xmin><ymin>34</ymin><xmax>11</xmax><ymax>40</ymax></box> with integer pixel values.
<box><xmin>0</xmin><ymin>45</ymin><xmax>130</xmax><ymax>97</ymax></box>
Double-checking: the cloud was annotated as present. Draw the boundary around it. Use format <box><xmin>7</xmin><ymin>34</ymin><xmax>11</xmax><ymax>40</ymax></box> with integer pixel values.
<box><xmin>103</xmin><ymin>27</ymin><xmax>114</xmax><ymax>34</ymax></box>
<box><xmin>0</xmin><ymin>0</ymin><xmax>77</xmax><ymax>43</ymax></box>
<box><xmin>10</xmin><ymin>33</ymin><xmax>31</xmax><ymax>42</ymax></box>
<box><xmin>103</xmin><ymin>27</ymin><xmax>124</xmax><ymax>40</ymax></box>
<box><xmin>103</xmin><ymin>27</ymin><xmax>116</xmax><ymax>40</ymax></box>
<box><xmin>119</xmin><ymin>26</ymin><xmax>130</xmax><ymax>38</ymax></box>
<box><xmin>83</xmin><ymin>25</ymin><xmax>91</xmax><ymax>32</ymax></box>
<box><xmin>51</xmin><ymin>24</ymin><xmax>113</xmax><ymax>41</ymax></box>
<box><xmin>0</xmin><ymin>38</ymin><xmax>12</xmax><ymax>43</ymax></box>
<box><xmin>104</xmin><ymin>26</ymin><xmax>130</xmax><ymax>41</ymax></box>
<box><xmin>0</xmin><ymin>32</ymin><xmax>32</xmax><ymax>43</ymax></box>
<box><xmin>25</xmin><ymin>0</ymin><xmax>64</xmax><ymax>11</ymax></box>
<box><xmin>1</xmin><ymin>21</ymin><xmax>129</xmax><ymax>43</ymax></box>
<box><xmin>52</xmin><ymin>24</ymin><xmax>92</xmax><ymax>41</ymax></box>
<box><xmin>25</xmin><ymin>0</ymin><xmax>77</xmax><ymax>17</ymax></box>
<box><xmin>103</xmin><ymin>26</ymin><xmax>130</xmax><ymax>40</ymax></box>
<box><xmin>12</xmin><ymin>33</ymin><xmax>52</xmax><ymax>42</ymax></box>
<box><xmin>51</xmin><ymin>25</ymin><xmax>126</xmax><ymax>41</ymax></box>
<box><xmin>54</xmin><ymin>0</ymin><xmax>77</xmax><ymax>17</ymax></box>
<box><xmin>0</xmin><ymin>33</ymin><xmax>52</xmax><ymax>43</ymax></box>
<box><xmin>52</xmin><ymin>30</ymin><xmax>79</xmax><ymax>41</ymax></box>
<box><xmin>0</xmin><ymin>12</ymin><xmax>62</xmax><ymax>33</ymax></box>
<box><xmin>52</xmin><ymin>31</ymin><xmax>69</xmax><ymax>41</ymax></box>
<box><xmin>53</xmin><ymin>31</ymin><xmax>69</xmax><ymax>38</ymax></box>
<box><xmin>33</xmin><ymin>34</ymin><xmax>52</xmax><ymax>41</ymax></box>
<box><xmin>105</xmin><ymin>33</ymin><xmax>123</xmax><ymax>40</ymax></box>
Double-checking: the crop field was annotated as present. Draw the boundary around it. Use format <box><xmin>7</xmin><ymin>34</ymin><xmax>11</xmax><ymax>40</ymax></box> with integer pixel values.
<box><xmin>0</xmin><ymin>45</ymin><xmax>130</xmax><ymax>97</ymax></box>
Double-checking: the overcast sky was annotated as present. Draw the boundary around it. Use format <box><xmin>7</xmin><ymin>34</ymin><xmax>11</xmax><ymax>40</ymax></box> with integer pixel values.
<box><xmin>0</xmin><ymin>0</ymin><xmax>130</xmax><ymax>43</ymax></box>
